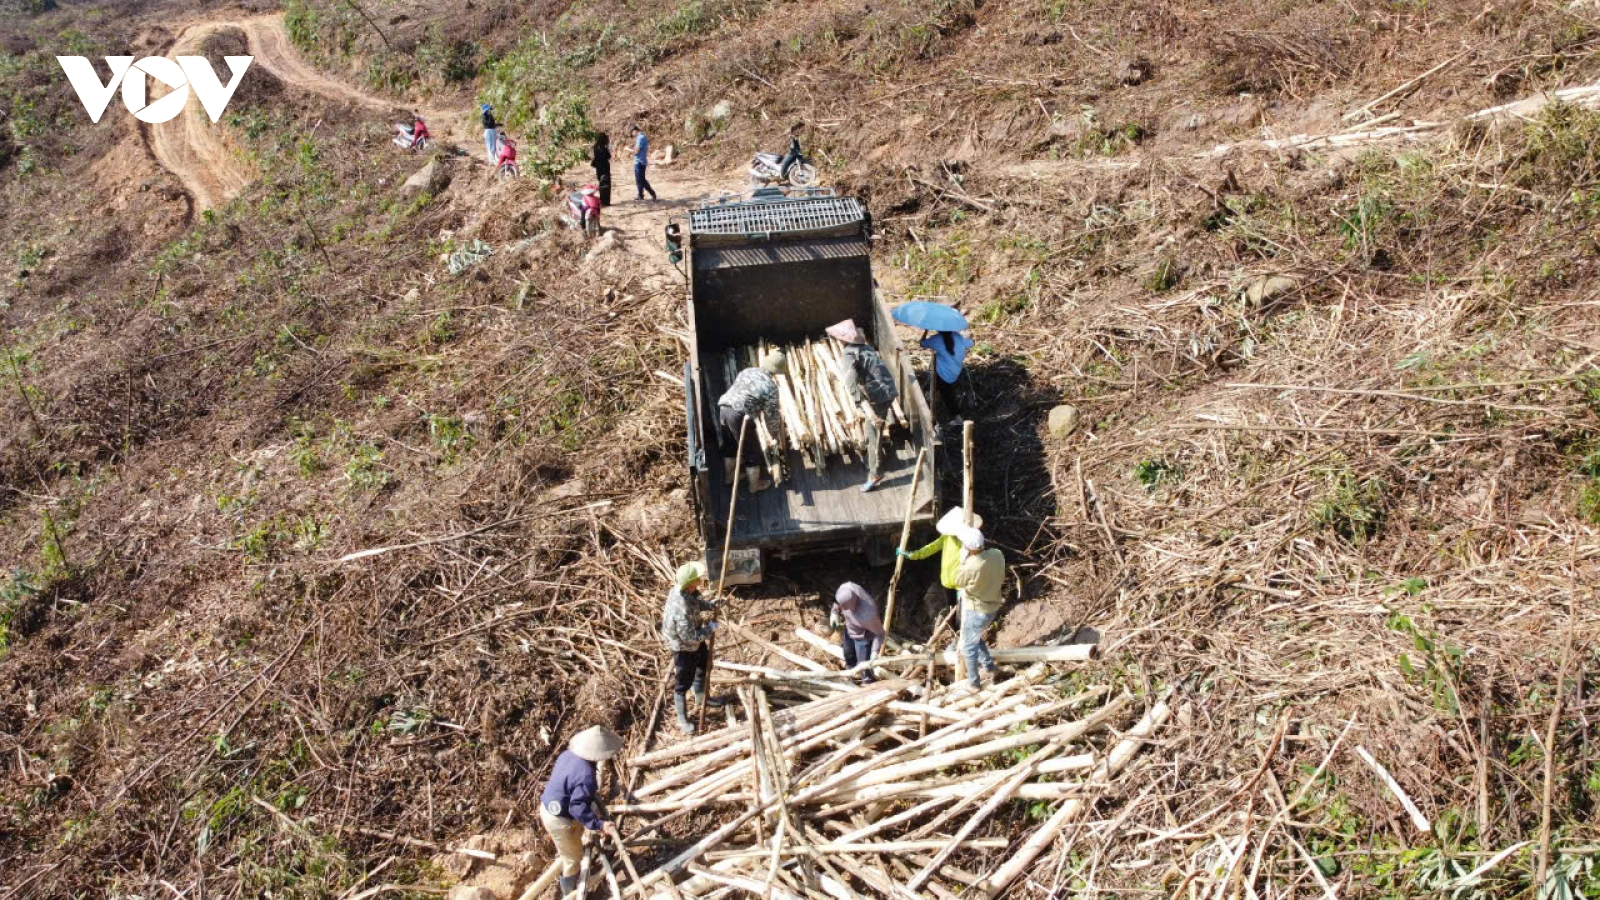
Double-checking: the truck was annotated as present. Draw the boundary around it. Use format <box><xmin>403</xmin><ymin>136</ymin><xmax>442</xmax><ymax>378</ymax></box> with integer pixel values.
<box><xmin>669</xmin><ymin>188</ymin><xmax>938</xmax><ymax>584</ymax></box>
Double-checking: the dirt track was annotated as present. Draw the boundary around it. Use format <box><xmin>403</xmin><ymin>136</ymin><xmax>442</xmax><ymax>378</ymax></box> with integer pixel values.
<box><xmin>146</xmin><ymin>14</ymin><xmax>456</xmax><ymax>212</ymax></box>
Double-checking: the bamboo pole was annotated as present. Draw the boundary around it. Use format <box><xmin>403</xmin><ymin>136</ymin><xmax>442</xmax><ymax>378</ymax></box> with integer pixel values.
<box><xmin>513</xmin><ymin>860</ymin><xmax>562</xmax><ymax>900</ymax></box>
<box><xmin>956</xmin><ymin>420</ymin><xmax>975</xmax><ymax>685</ymax></box>
<box><xmin>974</xmin><ymin>697</ymin><xmax>1175</xmax><ymax>898</ymax></box>
<box><xmin>703</xmin><ymin>416</ymin><xmax>750</xmax><ymax>735</ymax></box>
<box><xmin>881</xmin><ymin>447</ymin><xmax>928</xmax><ymax>634</ymax></box>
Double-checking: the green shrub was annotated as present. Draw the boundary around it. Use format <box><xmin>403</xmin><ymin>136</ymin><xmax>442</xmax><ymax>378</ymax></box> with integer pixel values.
<box><xmin>1312</xmin><ymin>471</ymin><xmax>1386</xmax><ymax>543</ymax></box>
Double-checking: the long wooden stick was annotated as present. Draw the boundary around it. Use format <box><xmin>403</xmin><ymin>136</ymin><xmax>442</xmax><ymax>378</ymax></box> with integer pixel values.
<box><xmin>957</xmin><ymin>420</ymin><xmax>975</xmax><ymax>684</ymax></box>
<box><xmin>975</xmin><ymin>697</ymin><xmax>1175</xmax><ymax>898</ymax></box>
<box><xmin>882</xmin><ymin>447</ymin><xmax>928</xmax><ymax>634</ymax></box>
<box><xmin>702</xmin><ymin>416</ymin><xmax>750</xmax><ymax>735</ymax></box>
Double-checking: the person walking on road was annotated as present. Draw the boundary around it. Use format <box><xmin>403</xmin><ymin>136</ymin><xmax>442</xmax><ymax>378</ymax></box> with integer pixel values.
<box><xmin>630</xmin><ymin>124</ymin><xmax>658</xmax><ymax>201</ymax></box>
<box><xmin>953</xmin><ymin>528</ymin><xmax>1005</xmax><ymax>689</ymax></box>
<box><xmin>662</xmin><ymin>561</ymin><xmax>720</xmax><ymax>734</ymax></box>
<box><xmin>829</xmin><ymin>582</ymin><xmax>885</xmax><ymax>683</ymax></box>
<box><xmin>592</xmin><ymin>133</ymin><xmax>612</xmax><ymax>206</ymax></box>
<box><xmin>717</xmin><ymin>350</ymin><xmax>788</xmax><ymax>491</ymax></box>
<box><xmin>481</xmin><ymin>104</ymin><xmax>500</xmax><ymax>164</ymax></box>
<box><xmin>827</xmin><ymin>318</ymin><xmax>898</xmax><ymax>492</ymax></box>
<box><xmin>540</xmin><ymin>726</ymin><xmax>622</xmax><ymax>897</ymax></box>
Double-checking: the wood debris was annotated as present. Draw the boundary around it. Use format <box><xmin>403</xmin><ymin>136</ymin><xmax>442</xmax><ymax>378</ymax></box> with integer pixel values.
<box><xmin>539</xmin><ymin>655</ymin><xmax>1174</xmax><ymax>899</ymax></box>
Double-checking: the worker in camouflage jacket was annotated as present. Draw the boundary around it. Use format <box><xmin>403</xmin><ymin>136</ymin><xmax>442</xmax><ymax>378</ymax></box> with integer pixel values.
<box><xmin>717</xmin><ymin>350</ymin><xmax>788</xmax><ymax>491</ymax></box>
<box><xmin>827</xmin><ymin>318</ymin><xmax>899</xmax><ymax>492</ymax></box>
<box><xmin>661</xmin><ymin>561</ymin><xmax>722</xmax><ymax>734</ymax></box>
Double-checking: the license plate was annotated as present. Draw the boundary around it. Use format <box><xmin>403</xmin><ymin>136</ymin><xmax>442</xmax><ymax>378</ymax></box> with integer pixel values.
<box><xmin>714</xmin><ymin>547</ymin><xmax>763</xmax><ymax>586</ymax></box>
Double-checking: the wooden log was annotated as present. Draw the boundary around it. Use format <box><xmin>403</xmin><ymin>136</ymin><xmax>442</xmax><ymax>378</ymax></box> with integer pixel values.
<box><xmin>973</xmin><ymin>697</ymin><xmax>1175</xmax><ymax>898</ymax></box>
<box><xmin>684</xmin><ymin>865</ymin><xmax>805</xmax><ymax>900</ymax></box>
<box><xmin>834</xmin><ymin>794</ymin><xmax>957</xmax><ymax>844</ymax></box>
<box><xmin>870</xmin><ymin>643</ymin><xmax>1097</xmax><ymax>668</ymax></box>
<box><xmin>957</xmin><ymin>420</ymin><xmax>974</xmax><ymax>685</ymax></box>
<box><xmin>702</xmin><ymin>839</ymin><xmax>1009</xmax><ymax>861</ymax></box>
<box><xmin>815</xmin><ymin>693</ymin><xmax>1130</xmax><ymax>798</ymax></box>
<box><xmin>652</xmin><ymin>689</ymin><xmax>901</xmax><ymax>804</ymax></box>
<box><xmin>882</xmin><ymin>447</ymin><xmax>928</xmax><ymax>634</ymax></box>
<box><xmin>793</xmin><ymin>627</ymin><xmax>845</xmax><ymax>661</ymax></box>
<box><xmin>724</xmin><ymin>622</ymin><xmax>829</xmax><ymax>673</ymax></box>
<box><xmin>513</xmin><ymin>860</ymin><xmax>563</xmax><ymax>900</ymax></box>
<box><xmin>633</xmin><ymin>686</ymin><xmax>862</xmax><ymax>766</ymax></box>
<box><xmin>907</xmin><ymin>742</ymin><xmax>1063</xmax><ymax>890</ymax></box>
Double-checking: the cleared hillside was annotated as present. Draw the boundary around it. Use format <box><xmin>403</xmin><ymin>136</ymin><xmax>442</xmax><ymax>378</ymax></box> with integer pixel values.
<box><xmin>2</xmin><ymin>0</ymin><xmax>1598</xmax><ymax>897</ymax></box>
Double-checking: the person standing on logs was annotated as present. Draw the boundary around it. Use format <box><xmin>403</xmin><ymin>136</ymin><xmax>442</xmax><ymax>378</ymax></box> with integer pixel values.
<box><xmin>827</xmin><ymin>318</ymin><xmax>899</xmax><ymax>492</ymax></box>
<box><xmin>540</xmin><ymin>726</ymin><xmax>622</xmax><ymax>897</ymax></box>
<box><xmin>662</xmin><ymin>561</ymin><xmax>722</xmax><ymax>734</ymax></box>
<box><xmin>954</xmin><ymin>527</ymin><xmax>1005</xmax><ymax>689</ymax></box>
<box><xmin>829</xmin><ymin>582</ymin><xmax>885</xmax><ymax>683</ymax></box>
<box><xmin>717</xmin><ymin>350</ymin><xmax>788</xmax><ymax>492</ymax></box>
<box><xmin>591</xmin><ymin>133</ymin><xmax>612</xmax><ymax>206</ymax></box>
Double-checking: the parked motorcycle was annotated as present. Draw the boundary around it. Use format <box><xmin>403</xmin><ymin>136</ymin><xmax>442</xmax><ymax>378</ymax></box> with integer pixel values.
<box><xmin>496</xmin><ymin>136</ymin><xmax>520</xmax><ymax>180</ymax></box>
<box><xmin>566</xmin><ymin>184</ymin><xmax>602</xmax><ymax>237</ymax></box>
<box><xmin>749</xmin><ymin>137</ymin><xmax>817</xmax><ymax>187</ymax></box>
<box><xmin>392</xmin><ymin>117</ymin><xmax>431</xmax><ymax>152</ymax></box>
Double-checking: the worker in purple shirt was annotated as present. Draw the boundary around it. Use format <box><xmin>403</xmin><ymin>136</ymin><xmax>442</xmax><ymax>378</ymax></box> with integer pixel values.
<box><xmin>629</xmin><ymin>123</ymin><xmax>658</xmax><ymax>201</ymax></box>
<box><xmin>540</xmin><ymin>726</ymin><xmax>622</xmax><ymax>897</ymax></box>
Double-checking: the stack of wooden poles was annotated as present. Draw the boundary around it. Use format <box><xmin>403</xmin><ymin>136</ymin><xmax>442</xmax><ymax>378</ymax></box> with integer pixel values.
<box><xmin>523</xmin><ymin>639</ymin><xmax>1173</xmax><ymax>900</ymax></box>
<box><xmin>721</xmin><ymin>340</ymin><xmax>909</xmax><ymax>472</ymax></box>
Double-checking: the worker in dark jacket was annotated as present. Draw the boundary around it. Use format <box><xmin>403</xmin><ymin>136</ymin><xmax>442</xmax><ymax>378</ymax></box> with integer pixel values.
<box><xmin>662</xmin><ymin>561</ymin><xmax>722</xmax><ymax>734</ymax></box>
<box><xmin>592</xmin><ymin>134</ymin><xmax>612</xmax><ymax>206</ymax></box>
<box><xmin>827</xmin><ymin>318</ymin><xmax>899</xmax><ymax>492</ymax></box>
<box><xmin>717</xmin><ymin>350</ymin><xmax>788</xmax><ymax>491</ymax></box>
<box><xmin>481</xmin><ymin>104</ymin><xmax>500</xmax><ymax>164</ymax></box>
<box><xmin>540</xmin><ymin>726</ymin><xmax>622</xmax><ymax>897</ymax></box>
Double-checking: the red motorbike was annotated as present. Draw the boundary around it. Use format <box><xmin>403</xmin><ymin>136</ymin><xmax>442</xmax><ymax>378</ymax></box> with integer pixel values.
<box><xmin>566</xmin><ymin>184</ymin><xmax>601</xmax><ymax>238</ymax></box>
<box><xmin>393</xmin><ymin>117</ymin><xmax>431</xmax><ymax>152</ymax></box>
<box><xmin>496</xmin><ymin>137</ymin><xmax>519</xmax><ymax>180</ymax></box>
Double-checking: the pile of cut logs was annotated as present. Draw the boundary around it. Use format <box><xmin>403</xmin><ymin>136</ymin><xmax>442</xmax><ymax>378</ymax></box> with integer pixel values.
<box><xmin>719</xmin><ymin>341</ymin><xmax>908</xmax><ymax>471</ymax></box>
<box><xmin>519</xmin><ymin>642</ymin><xmax>1175</xmax><ymax>900</ymax></box>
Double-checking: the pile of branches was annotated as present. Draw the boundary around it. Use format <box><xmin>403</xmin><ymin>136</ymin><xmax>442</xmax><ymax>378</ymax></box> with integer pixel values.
<box><xmin>524</xmin><ymin>658</ymin><xmax>1177</xmax><ymax>899</ymax></box>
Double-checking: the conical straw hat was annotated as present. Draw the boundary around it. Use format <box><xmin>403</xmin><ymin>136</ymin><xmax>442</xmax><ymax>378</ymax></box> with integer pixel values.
<box><xmin>570</xmin><ymin>726</ymin><xmax>623</xmax><ymax>762</ymax></box>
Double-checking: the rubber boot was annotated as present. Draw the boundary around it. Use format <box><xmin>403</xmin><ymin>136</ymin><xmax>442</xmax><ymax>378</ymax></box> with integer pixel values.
<box><xmin>674</xmin><ymin>692</ymin><xmax>695</xmax><ymax>735</ymax></box>
<box><xmin>559</xmin><ymin>874</ymin><xmax>578</xmax><ymax>897</ymax></box>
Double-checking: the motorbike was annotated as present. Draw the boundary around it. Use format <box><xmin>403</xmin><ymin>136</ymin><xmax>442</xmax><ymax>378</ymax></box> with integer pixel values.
<box><xmin>565</xmin><ymin>184</ymin><xmax>602</xmax><ymax>238</ymax></box>
<box><xmin>749</xmin><ymin>138</ymin><xmax>817</xmax><ymax>187</ymax></box>
<box><xmin>496</xmin><ymin>137</ymin><xmax>520</xmax><ymax>180</ymax></box>
<box><xmin>393</xmin><ymin>119</ymin><xmax>431</xmax><ymax>152</ymax></box>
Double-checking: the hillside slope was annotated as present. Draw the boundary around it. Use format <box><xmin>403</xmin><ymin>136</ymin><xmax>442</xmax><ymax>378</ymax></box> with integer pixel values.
<box><xmin>2</xmin><ymin>0</ymin><xmax>1599</xmax><ymax>897</ymax></box>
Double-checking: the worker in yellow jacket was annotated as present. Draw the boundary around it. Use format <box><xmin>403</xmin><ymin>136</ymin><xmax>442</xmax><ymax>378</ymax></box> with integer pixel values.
<box><xmin>897</xmin><ymin>507</ymin><xmax>982</xmax><ymax>613</ymax></box>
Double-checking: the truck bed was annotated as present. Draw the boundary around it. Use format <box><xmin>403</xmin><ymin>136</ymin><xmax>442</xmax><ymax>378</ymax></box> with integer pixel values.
<box><xmin>707</xmin><ymin>438</ymin><xmax>930</xmax><ymax>544</ymax></box>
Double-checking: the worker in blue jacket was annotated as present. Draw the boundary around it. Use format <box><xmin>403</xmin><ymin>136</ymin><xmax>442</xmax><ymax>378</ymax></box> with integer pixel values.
<box><xmin>540</xmin><ymin>726</ymin><xmax>622</xmax><ymax>896</ymax></box>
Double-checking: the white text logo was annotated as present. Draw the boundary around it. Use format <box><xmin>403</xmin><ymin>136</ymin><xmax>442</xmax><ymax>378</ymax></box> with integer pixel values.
<box><xmin>57</xmin><ymin>56</ymin><xmax>253</xmax><ymax>124</ymax></box>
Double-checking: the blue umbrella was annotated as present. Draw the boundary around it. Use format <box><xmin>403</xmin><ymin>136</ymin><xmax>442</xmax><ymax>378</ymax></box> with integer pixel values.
<box><xmin>892</xmin><ymin>301</ymin><xmax>968</xmax><ymax>332</ymax></box>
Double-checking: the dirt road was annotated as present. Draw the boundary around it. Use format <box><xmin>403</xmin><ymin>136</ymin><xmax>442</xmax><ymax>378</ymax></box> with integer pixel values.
<box><xmin>143</xmin><ymin>12</ymin><xmax>734</xmax><ymax>276</ymax></box>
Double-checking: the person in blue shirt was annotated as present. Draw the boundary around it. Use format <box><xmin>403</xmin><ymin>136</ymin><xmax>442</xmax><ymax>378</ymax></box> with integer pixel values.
<box><xmin>629</xmin><ymin>124</ymin><xmax>658</xmax><ymax>201</ymax></box>
<box><xmin>540</xmin><ymin>726</ymin><xmax>622</xmax><ymax>896</ymax></box>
